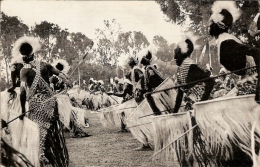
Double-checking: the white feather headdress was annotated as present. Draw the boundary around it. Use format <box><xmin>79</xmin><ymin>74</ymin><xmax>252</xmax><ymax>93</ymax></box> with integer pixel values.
<box><xmin>51</xmin><ymin>59</ymin><xmax>70</xmax><ymax>74</ymax></box>
<box><xmin>153</xmin><ymin>64</ymin><xmax>158</xmax><ymax>69</ymax></box>
<box><xmin>136</xmin><ymin>46</ymin><xmax>155</xmax><ymax>62</ymax></box>
<box><xmin>177</xmin><ymin>32</ymin><xmax>200</xmax><ymax>54</ymax></box>
<box><xmin>98</xmin><ymin>80</ymin><xmax>104</xmax><ymax>85</ymax></box>
<box><xmin>210</xmin><ymin>1</ymin><xmax>241</xmax><ymax>24</ymax></box>
<box><xmin>11</xmin><ymin>36</ymin><xmax>41</xmax><ymax>64</ymax></box>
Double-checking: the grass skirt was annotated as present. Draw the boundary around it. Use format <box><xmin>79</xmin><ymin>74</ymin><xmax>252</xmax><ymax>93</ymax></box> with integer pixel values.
<box><xmin>193</xmin><ymin>95</ymin><xmax>260</xmax><ymax>166</ymax></box>
<box><xmin>99</xmin><ymin>99</ymin><xmax>137</xmax><ymax>128</ymax></box>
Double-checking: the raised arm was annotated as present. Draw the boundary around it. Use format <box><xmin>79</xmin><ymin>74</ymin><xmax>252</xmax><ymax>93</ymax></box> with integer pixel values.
<box><xmin>46</xmin><ymin>63</ymin><xmax>71</xmax><ymax>87</ymax></box>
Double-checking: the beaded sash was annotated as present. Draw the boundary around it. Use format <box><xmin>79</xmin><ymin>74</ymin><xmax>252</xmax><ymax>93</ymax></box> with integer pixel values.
<box><xmin>26</xmin><ymin>61</ymin><xmax>53</xmax><ymax>101</ymax></box>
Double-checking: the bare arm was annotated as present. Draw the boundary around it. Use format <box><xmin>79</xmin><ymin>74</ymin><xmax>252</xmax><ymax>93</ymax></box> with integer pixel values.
<box><xmin>135</xmin><ymin>69</ymin><xmax>145</xmax><ymax>90</ymax></box>
<box><xmin>46</xmin><ymin>63</ymin><xmax>71</xmax><ymax>86</ymax></box>
<box><xmin>173</xmin><ymin>88</ymin><xmax>184</xmax><ymax>113</ymax></box>
<box><xmin>20</xmin><ymin>68</ymin><xmax>28</xmax><ymax>119</ymax></box>
<box><xmin>8</xmin><ymin>63</ymin><xmax>23</xmax><ymax>92</ymax></box>
<box><xmin>9</xmin><ymin>65</ymin><xmax>18</xmax><ymax>91</ymax></box>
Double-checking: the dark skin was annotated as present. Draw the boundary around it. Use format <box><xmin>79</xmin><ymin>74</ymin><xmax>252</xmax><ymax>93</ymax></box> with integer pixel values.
<box><xmin>209</xmin><ymin>21</ymin><xmax>260</xmax><ymax>103</ymax></box>
<box><xmin>20</xmin><ymin>61</ymin><xmax>71</xmax><ymax>119</ymax></box>
<box><xmin>141</xmin><ymin>57</ymin><xmax>165</xmax><ymax>115</ymax></box>
<box><xmin>128</xmin><ymin>61</ymin><xmax>144</xmax><ymax>90</ymax></box>
<box><xmin>114</xmin><ymin>83</ymin><xmax>133</xmax><ymax>99</ymax></box>
<box><xmin>7</xmin><ymin>63</ymin><xmax>24</xmax><ymax>99</ymax></box>
<box><xmin>124</xmin><ymin>58</ymin><xmax>145</xmax><ymax>104</ymax></box>
<box><xmin>174</xmin><ymin>47</ymin><xmax>188</xmax><ymax>66</ymax></box>
<box><xmin>173</xmin><ymin>48</ymin><xmax>214</xmax><ymax>113</ymax></box>
<box><xmin>141</xmin><ymin>58</ymin><xmax>164</xmax><ymax>92</ymax></box>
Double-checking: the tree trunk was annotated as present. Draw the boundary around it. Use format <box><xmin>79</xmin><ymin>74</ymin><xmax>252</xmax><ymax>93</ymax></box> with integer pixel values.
<box><xmin>78</xmin><ymin>54</ymin><xmax>81</xmax><ymax>93</ymax></box>
<box><xmin>47</xmin><ymin>32</ymin><xmax>50</xmax><ymax>62</ymax></box>
<box><xmin>4</xmin><ymin>56</ymin><xmax>9</xmax><ymax>84</ymax></box>
<box><xmin>116</xmin><ymin>64</ymin><xmax>119</xmax><ymax>77</ymax></box>
<box><xmin>78</xmin><ymin>67</ymin><xmax>81</xmax><ymax>87</ymax></box>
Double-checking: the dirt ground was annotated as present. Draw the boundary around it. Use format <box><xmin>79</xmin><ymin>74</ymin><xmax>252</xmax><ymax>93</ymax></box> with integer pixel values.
<box><xmin>65</xmin><ymin>109</ymin><xmax>178</xmax><ymax>167</ymax></box>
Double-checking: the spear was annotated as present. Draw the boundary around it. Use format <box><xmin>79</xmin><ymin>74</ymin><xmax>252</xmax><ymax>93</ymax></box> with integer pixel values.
<box><xmin>138</xmin><ymin>105</ymin><xmax>185</xmax><ymax>119</ymax></box>
<box><xmin>127</xmin><ymin>112</ymin><xmax>189</xmax><ymax>128</ymax></box>
<box><xmin>145</xmin><ymin>66</ymin><xmax>258</xmax><ymax>96</ymax></box>
<box><xmin>106</xmin><ymin>92</ymin><xmax>119</xmax><ymax>104</ymax></box>
<box><xmin>7</xmin><ymin>45</ymin><xmax>93</xmax><ymax>125</ymax></box>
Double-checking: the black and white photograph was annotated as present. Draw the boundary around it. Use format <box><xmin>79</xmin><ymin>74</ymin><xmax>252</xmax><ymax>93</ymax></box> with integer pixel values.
<box><xmin>1</xmin><ymin>0</ymin><xmax>260</xmax><ymax>166</ymax></box>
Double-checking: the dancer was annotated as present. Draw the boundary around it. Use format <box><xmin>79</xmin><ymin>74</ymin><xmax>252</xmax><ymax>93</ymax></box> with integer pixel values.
<box><xmin>50</xmin><ymin>59</ymin><xmax>89</xmax><ymax>138</ymax></box>
<box><xmin>113</xmin><ymin>79</ymin><xmax>134</xmax><ymax>103</ymax></box>
<box><xmin>112</xmin><ymin>79</ymin><xmax>134</xmax><ymax>133</ymax></box>
<box><xmin>125</xmin><ymin>56</ymin><xmax>145</xmax><ymax>104</ymax></box>
<box><xmin>96</xmin><ymin>80</ymin><xmax>106</xmax><ymax>94</ymax></box>
<box><xmin>173</xmin><ymin>33</ymin><xmax>214</xmax><ymax>113</ymax></box>
<box><xmin>16</xmin><ymin>36</ymin><xmax>70</xmax><ymax>166</ymax></box>
<box><xmin>140</xmin><ymin>51</ymin><xmax>165</xmax><ymax>115</ymax></box>
<box><xmin>50</xmin><ymin>59</ymin><xmax>70</xmax><ymax>92</ymax></box>
<box><xmin>209</xmin><ymin>1</ymin><xmax>260</xmax><ymax>104</ymax></box>
<box><xmin>125</xmin><ymin>56</ymin><xmax>152</xmax><ymax>151</ymax></box>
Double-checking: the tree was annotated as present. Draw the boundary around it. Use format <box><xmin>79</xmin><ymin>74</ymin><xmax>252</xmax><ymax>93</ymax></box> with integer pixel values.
<box><xmin>52</xmin><ymin>29</ymin><xmax>70</xmax><ymax>60</ymax></box>
<box><xmin>69</xmin><ymin>32</ymin><xmax>93</xmax><ymax>87</ymax></box>
<box><xmin>153</xmin><ymin>35</ymin><xmax>175</xmax><ymax>62</ymax></box>
<box><xmin>115</xmin><ymin>31</ymin><xmax>150</xmax><ymax>70</ymax></box>
<box><xmin>33</xmin><ymin>21</ymin><xmax>61</xmax><ymax>61</ymax></box>
<box><xmin>0</xmin><ymin>12</ymin><xmax>29</xmax><ymax>84</ymax></box>
<box><xmin>155</xmin><ymin>0</ymin><xmax>259</xmax><ymax>41</ymax></box>
<box><xmin>155</xmin><ymin>0</ymin><xmax>259</xmax><ymax>74</ymax></box>
<box><xmin>70</xmin><ymin>32</ymin><xmax>93</xmax><ymax>58</ymax></box>
<box><xmin>93</xmin><ymin>19</ymin><xmax>122</xmax><ymax>66</ymax></box>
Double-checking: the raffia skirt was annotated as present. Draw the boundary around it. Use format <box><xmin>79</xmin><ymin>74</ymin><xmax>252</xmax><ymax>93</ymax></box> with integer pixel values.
<box><xmin>28</xmin><ymin>92</ymin><xmax>69</xmax><ymax>167</ymax></box>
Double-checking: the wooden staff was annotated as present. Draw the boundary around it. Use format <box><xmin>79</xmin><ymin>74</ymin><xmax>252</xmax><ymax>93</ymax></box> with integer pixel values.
<box><xmin>145</xmin><ymin>66</ymin><xmax>258</xmax><ymax>96</ymax></box>
<box><xmin>138</xmin><ymin>105</ymin><xmax>186</xmax><ymax>119</ymax></box>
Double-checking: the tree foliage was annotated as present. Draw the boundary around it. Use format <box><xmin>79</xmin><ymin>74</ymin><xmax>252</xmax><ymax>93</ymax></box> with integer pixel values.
<box><xmin>0</xmin><ymin>12</ymin><xmax>29</xmax><ymax>83</ymax></box>
<box><xmin>116</xmin><ymin>31</ymin><xmax>150</xmax><ymax>70</ymax></box>
<box><xmin>155</xmin><ymin>0</ymin><xmax>259</xmax><ymax>74</ymax></box>
<box><xmin>155</xmin><ymin>0</ymin><xmax>259</xmax><ymax>40</ymax></box>
<box><xmin>93</xmin><ymin>19</ymin><xmax>122</xmax><ymax>65</ymax></box>
<box><xmin>1</xmin><ymin>12</ymin><xmax>29</xmax><ymax>60</ymax></box>
<box><xmin>153</xmin><ymin>35</ymin><xmax>175</xmax><ymax>62</ymax></box>
<box><xmin>0</xmin><ymin>12</ymin><xmax>179</xmax><ymax>88</ymax></box>
<box><xmin>33</xmin><ymin>21</ymin><xmax>61</xmax><ymax>61</ymax></box>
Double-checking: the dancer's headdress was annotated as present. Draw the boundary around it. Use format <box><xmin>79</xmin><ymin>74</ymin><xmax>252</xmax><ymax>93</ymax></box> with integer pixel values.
<box><xmin>124</xmin><ymin>79</ymin><xmax>133</xmax><ymax>85</ymax></box>
<box><xmin>114</xmin><ymin>77</ymin><xmax>119</xmax><ymax>81</ymax></box>
<box><xmin>98</xmin><ymin>80</ymin><xmax>104</xmax><ymax>85</ymax></box>
<box><xmin>128</xmin><ymin>56</ymin><xmax>139</xmax><ymax>66</ymax></box>
<box><xmin>11</xmin><ymin>36</ymin><xmax>41</xmax><ymax>64</ymax></box>
<box><xmin>141</xmin><ymin>51</ymin><xmax>152</xmax><ymax>63</ymax></box>
<box><xmin>118</xmin><ymin>79</ymin><xmax>124</xmax><ymax>85</ymax></box>
<box><xmin>176</xmin><ymin>32</ymin><xmax>199</xmax><ymax>55</ymax></box>
<box><xmin>153</xmin><ymin>64</ymin><xmax>158</xmax><ymax>69</ymax></box>
<box><xmin>210</xmin><ymin>1</ymin><xmax>241</xmax><ymax>28</ymax></box>
<box><xmin>51</xmin><ymin>59</ymin><xmax>70</xmax><ymax>74</ymax></box>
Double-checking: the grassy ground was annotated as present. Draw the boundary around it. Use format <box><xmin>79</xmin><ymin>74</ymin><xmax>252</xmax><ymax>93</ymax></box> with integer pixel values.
<box><xmin>65</xmin><ymin>109</ymin><xmax>178</xmax><ymax>167</ymax></box>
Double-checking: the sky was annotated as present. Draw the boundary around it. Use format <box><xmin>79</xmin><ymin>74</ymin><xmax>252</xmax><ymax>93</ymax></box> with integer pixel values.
<box><xmin>1</xmin><ymin>1</ymin><xmax>186</xmax><ymax>44</ymax></box>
